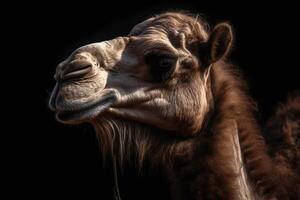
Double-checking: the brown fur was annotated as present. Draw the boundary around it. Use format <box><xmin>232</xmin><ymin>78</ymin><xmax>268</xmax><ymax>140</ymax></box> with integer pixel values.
<box><xmin>50</xmin><ymin>11</ymin><xmax>299</xmax><ymax>200</ymax></box>
<box><xmin>88</xmin><ymin>12</ymin><xmax>293</xmax><ymax>199</ymax></box>
<box><xmin>264</xmin><ymin>93</ymin><xmax>300</xmax><ymax>199</ymax></box>
<box><xmin>93</xmin><ymin>61</ymin><xmax>278</xmax><ymax>199</ymax></box>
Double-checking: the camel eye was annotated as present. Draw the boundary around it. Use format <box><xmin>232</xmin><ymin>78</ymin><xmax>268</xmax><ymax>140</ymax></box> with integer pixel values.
<box><xmin>145</xmin><ymin>53</ymin><xmax>177</xmax><ymax>81</ymax></box>
<box><xmin>159</xmin><ymin>57</ymin><xmax>176</xmax><ymax>68</ymax></box>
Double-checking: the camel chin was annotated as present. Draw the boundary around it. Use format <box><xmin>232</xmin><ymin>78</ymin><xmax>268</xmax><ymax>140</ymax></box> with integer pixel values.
<box><xmin>56</xmin><ymin>96</ymin><xmax>115</xmax><ymax>124</ymax></box>
<box><xmin>56</xmin><ymin>91</ymin><xmax>117</xmax><ymax>124</ymax></box>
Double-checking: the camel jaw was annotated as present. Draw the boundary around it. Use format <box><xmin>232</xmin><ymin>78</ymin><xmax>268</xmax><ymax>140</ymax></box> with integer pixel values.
<box><xmin>54</xmin><ymin>91</ymin><xmax>118</xmax><ymax>124</ymax></box>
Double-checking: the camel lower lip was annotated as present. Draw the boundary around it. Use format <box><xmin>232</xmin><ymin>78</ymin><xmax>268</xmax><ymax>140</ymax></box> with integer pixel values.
<box><xmin>56</xmin><ymin>94</ymin><xmax>117</xmax><ymax>122</ymax></box>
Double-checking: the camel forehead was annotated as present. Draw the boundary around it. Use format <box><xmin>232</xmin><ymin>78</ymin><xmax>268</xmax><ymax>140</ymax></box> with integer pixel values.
<box><xmin>129</xmin><ymin>12</ymin><xmax>208</xmax><ymax>43</ymax></box>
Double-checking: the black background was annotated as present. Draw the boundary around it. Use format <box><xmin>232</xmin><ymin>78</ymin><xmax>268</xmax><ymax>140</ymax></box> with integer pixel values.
<box><xmin>8</xmin><ymin>1</ymin><xmax>299</xmax><ymax>199</ymax></box>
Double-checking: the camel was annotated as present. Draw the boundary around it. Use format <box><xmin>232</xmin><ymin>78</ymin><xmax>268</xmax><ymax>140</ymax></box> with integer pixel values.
<box><xmin>49</xmin><ymin>12</ymin><xmax>299</xmax><ymax>199</ymax></box>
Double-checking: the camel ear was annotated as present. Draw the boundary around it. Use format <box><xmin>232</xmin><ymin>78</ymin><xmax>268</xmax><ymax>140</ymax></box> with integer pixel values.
<box><xmin>201</xmin><ymin>23</ymin><xmax>233</xmax><ymax>65</ymax></box>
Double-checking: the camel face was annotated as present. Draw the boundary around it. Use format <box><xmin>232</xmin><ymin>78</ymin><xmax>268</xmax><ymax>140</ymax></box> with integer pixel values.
<box><xmin>47</xmin><ymin>12</ymin><xmax>300</xmax><ymax>199</ymax></box>
<box><xmin>49</xmin><ymin>13</ymin><xmax>232</xmax><ymax>135</ymax></box>
<box><xmin>49</xmin><ymin>37</ymin><xmax>130</xmax><ymax>124</ymax></box>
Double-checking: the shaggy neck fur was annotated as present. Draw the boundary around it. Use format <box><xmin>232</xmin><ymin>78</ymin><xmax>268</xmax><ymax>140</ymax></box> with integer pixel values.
<box><xmin>93</xmin><ymin>117</ymin><xmax>191</xmax><ymax>170</ymax></box>
<box><xmin>92</xmin><ymin>61</ymin><xmax>276</xmax><ymax>200</ymax></box>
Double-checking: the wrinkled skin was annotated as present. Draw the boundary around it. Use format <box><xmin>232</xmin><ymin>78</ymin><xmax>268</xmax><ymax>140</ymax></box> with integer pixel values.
<box><xmin>49</xmin><ymin>12</ymin><xmax>232</xmax><ymax>136</ymax></box>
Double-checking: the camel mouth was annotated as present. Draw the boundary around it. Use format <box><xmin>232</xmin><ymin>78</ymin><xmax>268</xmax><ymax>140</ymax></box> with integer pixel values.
<box><xmin>56</xmin><ymin>92</ymin><xmax>117</xmax><ymax>123</ymax></box>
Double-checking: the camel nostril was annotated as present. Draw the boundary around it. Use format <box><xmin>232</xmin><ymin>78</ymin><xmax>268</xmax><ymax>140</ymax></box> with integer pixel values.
<box><xmin>62</xmin><ymin>67</ymin><xmax>92</xmax><ymax>81</ymax></box>
<box><xmin>61</xmin><ymin>60</ymin><xmax>93</xmax><ymax>81</ymax></box>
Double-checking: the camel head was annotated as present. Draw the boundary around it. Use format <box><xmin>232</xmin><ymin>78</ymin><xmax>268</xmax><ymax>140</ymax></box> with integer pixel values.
<box><xmin>49</xmin><ymin>12</ymin><xmax>233</xmax><ymax>136</ymax></box>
